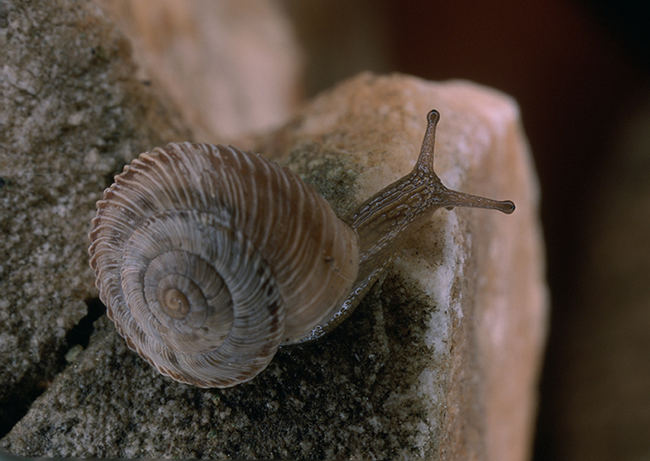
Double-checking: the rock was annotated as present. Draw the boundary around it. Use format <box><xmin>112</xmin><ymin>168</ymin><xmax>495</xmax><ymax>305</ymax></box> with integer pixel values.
<box><xmin>96</xmin><ymin>0</ymin><xmax>303</xmax><ymax>142</ymax></box>
<box><xmin>0</xmin><ymin>0</ymin><xmax>190</xmax><ymax>437</ymax></box>
<box><xmin>258</xmin><ymin>73</ymin><xmax>548</xmax><ymax>461</ymax></box>
<box><xmin>1</xmin><ymin>67</ymin><xmax>547</xmax><ymax>460</ymax></box>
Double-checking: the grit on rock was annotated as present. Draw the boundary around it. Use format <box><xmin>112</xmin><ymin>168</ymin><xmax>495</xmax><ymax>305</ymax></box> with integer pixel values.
<box><xmin>0</xmin><ymin>1</ymin><xmax>547</xmax><ymax>459</ymax></box>
<box><xmin>0</xmin><ymin>0</ymin><xmax>190</xmax><ymax>439</ymax></box>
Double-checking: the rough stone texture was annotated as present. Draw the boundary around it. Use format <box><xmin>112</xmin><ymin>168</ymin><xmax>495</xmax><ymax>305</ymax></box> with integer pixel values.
<box><xmin>1</xmin><ymin>64</ymin><xmax>547</xmax><ymax>460</ymax></box>
<box><xmin>257</xmin><ymin>73</ymin><xmax>547</xmax><ymax>461</ymax></box>
<box><xmin>0</xmin><ymin>0</ymin><xmax>190</xmax><ymax>437</ymax></box>
<box><xmin>97</xmin><ymin>0</ymin><xmax>303</xmax><ymax>142</ymax></box>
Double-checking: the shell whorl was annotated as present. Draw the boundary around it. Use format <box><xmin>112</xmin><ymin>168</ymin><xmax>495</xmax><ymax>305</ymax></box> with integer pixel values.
<box><xmin>89</xmin><ymin>143</ymin><xmax>359</xmax><ymax>387</ymax></box>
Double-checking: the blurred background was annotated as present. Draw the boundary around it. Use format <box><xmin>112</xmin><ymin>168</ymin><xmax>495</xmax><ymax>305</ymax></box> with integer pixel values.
<box><xmin>102</xmin><ymin>0</ymin><xmax>649</xmax><ymax>459</ymax></box>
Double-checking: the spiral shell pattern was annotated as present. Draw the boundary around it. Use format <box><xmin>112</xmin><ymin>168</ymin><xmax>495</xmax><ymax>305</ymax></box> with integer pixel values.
<box><xmin>89</xmin><ymin>143</ymin><xmax>359</xmax><ymax>387</ymax></box>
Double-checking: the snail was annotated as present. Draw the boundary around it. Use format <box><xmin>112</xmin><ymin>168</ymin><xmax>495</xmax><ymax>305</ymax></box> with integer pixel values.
<box><xmin>88</xmin><ymin>110</ymin><xmax>514</xmax><ymax>388</ymax></box>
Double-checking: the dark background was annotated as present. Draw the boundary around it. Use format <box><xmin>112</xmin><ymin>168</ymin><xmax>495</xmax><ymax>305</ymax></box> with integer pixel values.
<box><xmin>286</xmin><ymin>0</ymin><xmax>650</xmax><ymax>459</ymax></box>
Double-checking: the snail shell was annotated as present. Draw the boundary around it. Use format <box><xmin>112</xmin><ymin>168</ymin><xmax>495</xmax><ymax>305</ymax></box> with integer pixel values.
<box><xmin>88</xmin><ymin>110</ymin><xmax>514</xmax><ymax>388</ymax></box>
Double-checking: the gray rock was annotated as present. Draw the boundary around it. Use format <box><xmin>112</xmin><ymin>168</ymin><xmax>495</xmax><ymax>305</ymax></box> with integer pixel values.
<box><xmin>0</xmin><ymin>0</ymin><xmax>189</xmax><ymax>436</ymax></box>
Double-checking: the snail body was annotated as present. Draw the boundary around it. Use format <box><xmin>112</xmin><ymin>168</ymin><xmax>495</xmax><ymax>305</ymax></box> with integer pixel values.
<box><xmin>89</xmin><ymin>110</ymin><xmax>514</xmax><ymax>388</ymax></box>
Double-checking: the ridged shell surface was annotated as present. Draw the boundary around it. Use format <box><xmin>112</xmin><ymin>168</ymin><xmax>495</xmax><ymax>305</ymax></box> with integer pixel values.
<box><xmin>89</xmin><ymin>143</ymin><xmax>359</xmax><ymax>388</ymax></box>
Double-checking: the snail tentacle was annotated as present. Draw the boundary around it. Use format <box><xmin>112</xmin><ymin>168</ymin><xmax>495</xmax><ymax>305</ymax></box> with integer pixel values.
<box><xmin>294</xmin><ymin>110</ymin><xmax>515</xmax><ymax>342</ymax></box>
